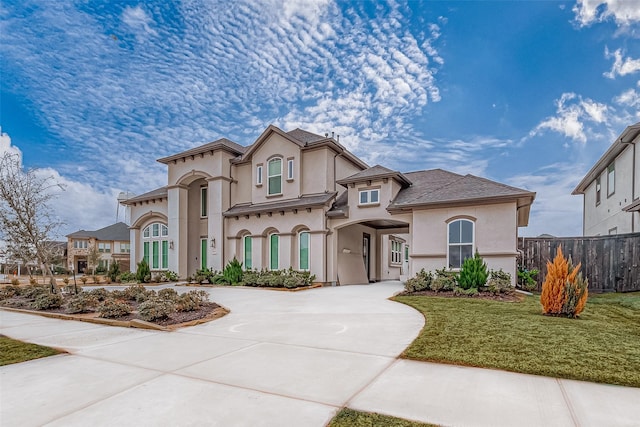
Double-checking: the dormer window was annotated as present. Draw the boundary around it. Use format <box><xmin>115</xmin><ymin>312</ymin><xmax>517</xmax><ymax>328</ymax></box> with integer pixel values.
<box><xmin>359</xmin><ymin>188</ymin><xmax>379</xmax><ymax>205</ymax></box>
<box><xmin>268</xmin><ymin>158</ymin><xmax>282</xmax><ymax>195</ymax></box>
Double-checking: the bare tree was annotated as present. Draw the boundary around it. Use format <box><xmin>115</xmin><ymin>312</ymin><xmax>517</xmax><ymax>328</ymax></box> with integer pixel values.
<box><xmin>86</xmin><ymin>243</ymin><xmax>100</xmax><ymax>276</ymax></box>
<box><xmin>0</xmin><ymin>152</ymin><xmax>64</xmax><ymax>291</ymax></box>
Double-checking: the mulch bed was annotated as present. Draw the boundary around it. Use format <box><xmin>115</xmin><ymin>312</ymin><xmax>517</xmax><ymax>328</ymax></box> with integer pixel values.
<box><xmin>398</xmin><ymin>290</ymin><xmax>523</xmax><ymax>302</ymax></box>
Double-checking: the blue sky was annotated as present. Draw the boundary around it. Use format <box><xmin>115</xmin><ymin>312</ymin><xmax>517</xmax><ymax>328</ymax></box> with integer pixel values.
<box><xmin>1</xmin><ymin>0</ymin><xmax>639</xmax><ymax>238</ymax></box>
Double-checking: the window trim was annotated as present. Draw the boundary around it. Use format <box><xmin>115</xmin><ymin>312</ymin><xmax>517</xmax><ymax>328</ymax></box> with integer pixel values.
<box><xmin>607</xmin><ymin>162</ymin><xmax>615</xmax><ymax>197</ymax></box>
<box><xmin>200</xmin><ymin>186</ymin><xmax>208</xmax><ymax>218</ymax></box>
<box><xmin>447</xmin><ymin>219</ymin><xmax>475</xmax><ymax>270</ymax></box>
<box><xmin>287</xmin><ymin>158</ymin><xmax>294</xmax><ymax>181</ymax></box>
<box><xmin>98</xmin><ymin>242</ymin><xmax>111</xmax><ymax>253</ymax></box>
<box><xmin>390</xmin><ymin>239</ymin><xmax>402</xmax><ymax>266</ymax></box>
<box><xmin>595</xmin><ymin>176</ymin><xmax>601</xmax><ymax>206</ymax></box>
<box><xmin>267</xmin><ymin>158</ymin><xmax>283</xmax><ymax>196</ymax></box>
<box><xmin>359</xmin><ymin>188</ymin><xmax>380</xmax><ymax>206</ymax></box>
<box><xmin>256</xmin><ymin>164</ymin><xmax>263</xmax><ymax>186</ymax></box>
<box><xmin>299</xmin><ymin>231</ymin><xmax>310</xmax><ymax>271</ymax></box>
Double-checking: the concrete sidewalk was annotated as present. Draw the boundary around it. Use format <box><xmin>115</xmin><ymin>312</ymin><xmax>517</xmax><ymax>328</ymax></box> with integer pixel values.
<box><xmin>2</xmin><ymin>282</ymin><xmax>639</xmax><ymax>427</ymax></box>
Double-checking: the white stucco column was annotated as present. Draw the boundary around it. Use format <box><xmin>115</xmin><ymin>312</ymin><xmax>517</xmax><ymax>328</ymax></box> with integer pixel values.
<box><xmin>129</xmin><ymin>227</ymin><xmax>140</xmax><ymax>273</ymax></box>
<box><xmin>207</xmin><ymin>177</ymin><xmax>230</xmax><ymax>271</ymax></box>
<box><xmin>168</xmin><ymin>185</ymin><xmax>188</xmax><ymax>278</ymax></box>
<box><xmin>279</xmin><ymin>233</ymin><xmax>292</xmax><ymax>270</ymax></box>
<box><xmin>326</xmin><ymin>229</ymin><xmax>337</xmax><ymax>285</ymax></box>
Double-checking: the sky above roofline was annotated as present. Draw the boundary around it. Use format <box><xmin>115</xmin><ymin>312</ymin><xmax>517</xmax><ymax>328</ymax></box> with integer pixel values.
<box><xmin>1</xmin><ymin>0</ymin><xmax>639</xmax><ymax>238</ymax></box>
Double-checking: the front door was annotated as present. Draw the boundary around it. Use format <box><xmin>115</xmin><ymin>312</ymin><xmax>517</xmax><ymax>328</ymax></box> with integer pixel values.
<box><xmin>77</xmin><ymin>260</ymin><xmax>87</xmax><ymax>274</ymax></box>
<box><xmin>363</xmin><ymin>233</ymin><xmax>370</xmax><ymax>282</ymax></box>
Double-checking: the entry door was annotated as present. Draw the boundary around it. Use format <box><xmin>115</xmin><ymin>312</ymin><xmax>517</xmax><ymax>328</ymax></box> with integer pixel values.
<box><xmin>363</xmin><ymin>233</ymin><xmax>370</xmax><ymax>282</ymax></box>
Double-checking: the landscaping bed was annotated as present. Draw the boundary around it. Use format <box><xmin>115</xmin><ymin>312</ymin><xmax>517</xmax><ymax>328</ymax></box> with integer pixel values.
<box><xmin>0</xmin><ymin>284</ymin><xmax>226</xmax><ymax>330</ymax></box>
<box><xmin>394</xmin><ymin>292</ymin><xmax>640</xmax><ymax>387</ymax></box>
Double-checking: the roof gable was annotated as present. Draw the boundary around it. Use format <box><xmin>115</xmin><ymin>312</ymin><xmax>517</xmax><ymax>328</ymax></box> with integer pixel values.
<box><xmin>337</xmin><ymin>164</ymin><xmax>412</xmax><ymax>187</ymax></box>
<box><xmin>66</xmin><ymin>222</ymin><xmax>130</xmax><ymax>241</ymax></box>
<box><xmin>157</xmin><ymin>138</ymin><xmax>245</xmax><ymax>164</ymax></box>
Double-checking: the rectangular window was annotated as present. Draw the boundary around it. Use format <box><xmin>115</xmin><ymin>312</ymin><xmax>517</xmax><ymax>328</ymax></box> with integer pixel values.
<box><xmin>270</xmin><ymin>234</ymin><xmax>279</xmax><ymax>270</ymax></box>
<box><xmin>390</xmin><ymin>240</ymin><xmax>402</xmax><ymax>265</ymax></box>
<box><xmin>120</xmin><ymin>243</ymin><xmax>131</xmax><ymax>253</ymax></box>
<box><xmin>287</xmin><ymin>158</ymin><xmax>294</xmax><ymax>180</ymax></box>
<box><xmin>609</xmin><ymin>227</ymin><xmax>618</xmax><ymax>235</ymax></box>
<box><xmin>74</xmin><ymin>240</ymin><xmax>88</xmax><ymax>249</ymax></box>
<box><xmin>152</xmin><ymin>223</ymin><xmax>159</xmax><ymax>237</ymax></box>
<box><xmin>98</xmin><ymin>243</ymin><xmax>111</xmax><ymax>253</ymax></box>
<box><xmin>152</xmin><ymin>241</ymin><xmax>159</xmax><ymax>269</ymax></box>
<box><xmin>359</xmin><ymin>189</ymin><xmax>380</xmax><ymax>205</ymax></box>
<box><xmin>595</xmin><ymin>176</ymin><xmax>601</xmax><ymax>205</ymax></box>
<box><xmin>201</xmin><ymin>238</ymin><xmax>207</xmax><ymax>270</ymax></box>
<box><xmin>268</xmin><ymin>158</ymin><xmax>282</xmax><ymax>195</ymax></box>
<box><xmin>244</xmin><ymin>235</ymin><xmax>252</xmax><ymax>269</ymax></box>
<box><xmin>299</xmin><ymin>232</ymin><xmax>309</xmax><ymax>270</ymax></box>
<box><xmin>143</xmin><ymin>242</ymin><xmax>150</xmax><ymax>266</ymax></box>
<box><xmin>607</xmin><ymin>163</ymin><xmax>615</xmax><ymax>197</ymax></box>
<box><xmin>256</xmin><ymin>165</ymin><xmax>263</xmax><ymax>185</ymax></box>
<box><xmin>162</xmin><ymin>240</ymin><xmax>168</xmax><ymax>269</ymax></box>
<box><xmin>200</xmin><ymin>186</ymin><xmax>208</xmax><ymax>217</ymax></box>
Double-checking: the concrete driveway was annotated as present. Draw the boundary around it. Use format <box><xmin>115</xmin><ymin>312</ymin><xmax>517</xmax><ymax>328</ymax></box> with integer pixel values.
<box><xmin>1</xmin><ymin>282</ymin><xmax>423</xmax><ymax>426</ymax></box>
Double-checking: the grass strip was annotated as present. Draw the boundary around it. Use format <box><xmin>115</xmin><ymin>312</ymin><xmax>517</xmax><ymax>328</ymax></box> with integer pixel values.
<box><xmin>0</xmin><ymin>335</ymin><xmax>63</xmax><ymax>366</ymax></box>
<box><xmin>328</xmin><ymin>408</ymin><xmax>437</xmax><ymax>427</ymax></box>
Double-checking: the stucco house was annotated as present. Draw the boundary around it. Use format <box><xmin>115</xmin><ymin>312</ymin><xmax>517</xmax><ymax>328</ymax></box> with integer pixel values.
<box><xmin>66</xmin><ymin>222</ymin><xmax>131</xmax><ymax>273</ymax></box>
<box><xmin>123</xmin><ymin>125</ymin><xmax>535</xmax><ymax>285</ymax></box>
<box><xmin>573</xmin><ymin>122</ymin><xmax>640</xmax><ymax>236</ymax></box>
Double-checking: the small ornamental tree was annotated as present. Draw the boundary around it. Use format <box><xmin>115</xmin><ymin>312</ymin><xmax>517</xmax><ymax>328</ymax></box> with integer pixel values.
<box><xmin>540</xmin><ymin>246</ymin><xmax>588</xmax><ymax>317</ymax></box>
<box><xmin>136</xmin><ymin>259</ymin><xmax>151</xmax><ymax>283</ymax></box>
<box><xmin>457</xmin><ymin>250</ymin><xmax>488</xmax><ymax>290</ymax></box>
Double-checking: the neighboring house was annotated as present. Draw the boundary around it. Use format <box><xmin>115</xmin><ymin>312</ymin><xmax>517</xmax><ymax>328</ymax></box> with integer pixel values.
<box><xmin>573</xmin><ymin>122</ymin><xmax>640</xmax><ymax>236</ymax></box>
<box><xmin>123</xmin><ymin>125</ymin><xmax>535</xmax><ymax>285</ymax></box>
<box><xmin>66</xmin><ymin>222</ymin><xmax>131</xmax><ymax>273</ymax></box>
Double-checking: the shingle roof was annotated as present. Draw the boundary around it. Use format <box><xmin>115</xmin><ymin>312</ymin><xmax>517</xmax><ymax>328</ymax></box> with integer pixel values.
<box><xmin>286</xmin><ymin>128</ymin><xmax>327</xmax><ymax>145</ymax></box>
<box><xmin>66</xmin><ymin>222</ymin><xmax>130</xmax><ymax>241</ymax></box>
<box><xmin>389</xmin><ymin>169</ymin><xmax>534</xmax><ymax>209</ymax></box>
<box><xmin>121</xmin><ymin>187</ymin><xmax>168</xmax><ymax>205</ymax></box>
<box><xmin>224</xmin><ymin>193</ymin><xmax>337</xmax><ymax>217</ymax></box>
<box><xmin>157</xmin><ymin>138</ymin><xmax>245</xmax><ymax>164</ymax></box>
<box><xmin>337</xmin><ymin>164</ymin><xmax>412</xmax><ymax>187</ymax></box>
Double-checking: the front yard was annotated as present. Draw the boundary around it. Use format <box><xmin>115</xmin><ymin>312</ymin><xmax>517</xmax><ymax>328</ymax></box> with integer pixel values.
<box><xmin>394</xmin><ymin>292</ymin><xmax>640</xmax><ymax>387</ymax></box>
<box><xmin>0</xmin><ymin>335</ymin><xmax>63</xmax><ymax>366</ymax></box>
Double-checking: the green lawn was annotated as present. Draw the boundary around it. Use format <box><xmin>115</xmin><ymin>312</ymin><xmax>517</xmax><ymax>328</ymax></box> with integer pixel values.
<box><xmin>394</xmin><ymin>292</ymin><xmax>640</xmax><ymax>387</ymax></box>
<box><xmin>0</xmin><ymin>335</ymin><xmax>63</xmax><ymax>366</ymax></box>
<box><xmin>328</xmin><ymin>408</ymin><xmax>436</xmax><ymax>427</ymax></box>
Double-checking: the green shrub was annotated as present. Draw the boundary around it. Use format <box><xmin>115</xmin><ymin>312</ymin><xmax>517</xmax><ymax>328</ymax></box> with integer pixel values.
<box><xmin>176</xmin><ymin>290</ymin><xmax>209</xmax><ymax>312</ymax></box>
<box><xmin>517</xmin><ymin>268</ymin><xmax>539</xmax><ymax>292</ymax></box>
<box><xmin>162</xmin><ymin>271</ymin><xmax>179</xmax><ymax>282</ymax></box>
<box><xmin>138</xmin><ymin>298</ymin><xmax>175</xmax><ymax>321</ymax></box>
<box><xmin>157</xmin><ymin>288</ymin><xmax>179</xmax><ymax>302</ymax></box>
<box><xmin>431</xmin><ymin>268</ymin><xmax>457</xmax><ymax>292</ymax></box>
<box><xmin>0</xmin><ymin>285</ymin><xmax>21</xmax><ymax>300</ymax></box>
<box><xmin>89</xmin><ymin>287</ymin><xmax>109</xmax><ymax>301</ymax></box>
<box><xmin>404</xmin><ymin>269</ymin><xmax>433</xmax><ymax>293</ymax></box>
<box><xmin>32</xmin><ymin>293</ymin><xmax>63</xmax><ymax>310</ymax></box>
<box><xmin>487</xmin><ymin>269</ymin><xmax>513</xmax><ymax>294</ymax></box>
<box><xmin>223</xmin><ymin>257</ymin><xmax>243</xmax><ymax>285</ymax></box>
<box><xmin>453</xmin><ymin>286</ymin><xmax>480</xmax><ymax>297</ymax></box>
<box><xmin>66</xmin><ymin>293</ymin><xmax>99</xmax><ymax>314</ymax></box>
<box><xmin>136</xmin><ymin>259</ymin><xmax>151</xmax><ymax>283</ymax></box>
<box><xmin>458</xmin><ymin>250</ymin><xmax>488</xmax><ymax>290</ymax></box>
<box><xmin>118</xmin><ymin>271</ymin><xmax>136</xmax><ymax>283</ymax></box>
<box><xmin>108</xmin><ymin>261</ymin><xmax>121</xmax><ymax>282</ymax></box>
<box><xmin>98</xmin><ymin>298</ymin><xmax>132</xmax><ymax>318</ymax></box>
<box><xmin>123</xmin><ymin>284</ymin><xmax>155</xmax><ymax>302</ymax></box>
<box><xmin>21</xmin><ymin>284</ymin><xmax>49</xmax><ymax>300</ymax></box>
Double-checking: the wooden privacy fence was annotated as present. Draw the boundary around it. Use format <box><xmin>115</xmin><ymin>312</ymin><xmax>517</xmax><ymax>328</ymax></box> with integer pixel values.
<box><xmin>518</xmin><ymin>233</ymin><xmax>640</xmax><ymax>293</ymax></box>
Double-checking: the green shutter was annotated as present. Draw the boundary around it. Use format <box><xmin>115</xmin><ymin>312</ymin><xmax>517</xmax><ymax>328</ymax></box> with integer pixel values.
<box><xmin>270</xmin><ymin>234</ymin><xmax>279</xmax><ymax>270</ymax></box>
<box><xmin>152</xmin><ymin>241</ymin><xmax>159</xmax><ymax>269</ymax></box>
<box><xmin>201</xmin><ymin>239</ymin><xmax>207</xmax><ymax>270</ymax></box>
<box><xmin>244</xmin><ymin>236</ymin><xmax>252</xmax><ymax>269</ymax></box>
<box><xmin>162</xmin><ymin>240</ymin><xmax>168</xmax><ymax>269</ymax></box>
<box><xmin>299</xmin><ymin>232</ymin><xmax>309</xmax><ymax>270</ymax></box>
<box><xmin>143</xmin><ymin>242</ymin><xmax>150</xmax><ymax>265</ymax></box>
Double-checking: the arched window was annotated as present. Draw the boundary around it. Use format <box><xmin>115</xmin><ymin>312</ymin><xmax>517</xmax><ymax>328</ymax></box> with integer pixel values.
<box><xmin>299</xmin><ymin>231</ymin><xmax>310</xmax><ymax>270</ymax></box>
<box><xmin>243</xmin><ymin>234</ymin><xmax>252</xmax><ymax>269</ymax></box>
<box><xmin>448</xmin><ymin>219</ymin><xmax>474</xmax><ymax>269</ymax></box>
<box><xmin>268</xmin><ymin>158</ymin><xmax>282</xmax><ymax>195</ymax></box>
<box><xmin>269</xmin><ymin>233</ymin><xmax>279</xmax><ymax>270</ymax></box>
<box><xmin>142</xmin><ymin>223</ymin><xmax>169</xmax><ymax>270</ymax></box>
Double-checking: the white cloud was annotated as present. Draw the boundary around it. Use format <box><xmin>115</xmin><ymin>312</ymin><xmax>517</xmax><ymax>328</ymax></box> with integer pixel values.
<box><xmin>121</xmin><ymin>5</ymin><xmax>158</xmax><ymax>39</ymax></box>
<box><xmin>614</xmin><ymin>87</ymin><xmax>640</xmax><ymax>108</ymax></box>
<box><xmin>573</xmin><ymin>0</ymin><xmax>640</xmax><ymax>27</ymax></box>
<box><xmin>0</xmin><ymin>128</ymin><xmax>22</xmax><ymax>161</ymax></box>
<box><xmin>604</xmin><ymin>47</ymin><xmax>640</xmax><ymax>78</ymax></box>
<box><xmin>508</xmin><ymin>163</ymin><xmax>585</xmax><ymax>237</ymax></box>
<box><xmin>530</xmin><ymin>93</ymin><xmax>610</xmax><ymax>143</ymax></box>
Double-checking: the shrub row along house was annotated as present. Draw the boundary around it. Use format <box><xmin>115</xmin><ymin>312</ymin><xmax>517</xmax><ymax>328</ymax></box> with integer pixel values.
<box><xmin>123</xmin><ymin>125</ymin><xmax>535</xmax><ymax>285</ymax></box>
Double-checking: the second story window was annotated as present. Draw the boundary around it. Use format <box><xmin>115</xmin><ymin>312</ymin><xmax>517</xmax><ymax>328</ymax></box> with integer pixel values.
<box><xmin>119</xmin><ymin>243</ymin><xmax>130</xmax><ymax>253</ymax></box>
<box><xmin>256</xmin><ymin>164</ymin><xmax>263</xmax><ymax>186</ymax></box>
<box><xmin>359</xmin><ymin>189</ymin><xmax>379</xmax><ymax>205</ymax></box>
<box><xmin>73</xmin><ymin>240</ymin><xmax>88</xmax><ymax>249</ymax></box>
<box><xmin>595</xmin><ymin>176</ymin><xmax>601</xmax><ymax>205</ymax></box>
<box><xmin>268</xmin><ymin>158</ymin><xmax>282</xmax><ymax>195</ymax></box>
<box><xmin>98</xmin><ymin>243</ymin><xmax>111</xmax><ymax>253</ymax></box>
<box><xmin>607</xmin><ymin>163</ymin><xmax>615</xmax><ymax>197</ymax></box>
<box><xmin>287</xmin><ymin>158</ymin><xmax>294</xmax><ymax>180</ymax></box>
<box><xmin>200</xmin><ymin>186</ymin><xmax>208</xmax><ymax>217</ymax></box>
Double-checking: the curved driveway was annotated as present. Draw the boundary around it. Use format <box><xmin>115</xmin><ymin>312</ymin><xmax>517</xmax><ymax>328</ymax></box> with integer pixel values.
<box><xmin>1</xmin><ymin>282</ymin><xmax>423</xmax><ymax>426</ymax></box>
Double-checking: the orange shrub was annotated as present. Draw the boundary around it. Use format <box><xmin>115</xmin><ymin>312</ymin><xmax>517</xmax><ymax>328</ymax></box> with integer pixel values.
<box><xmin>540</xmin><ymin>246</ymin><xmax>588</xmax><ymax>317</ymax></box>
